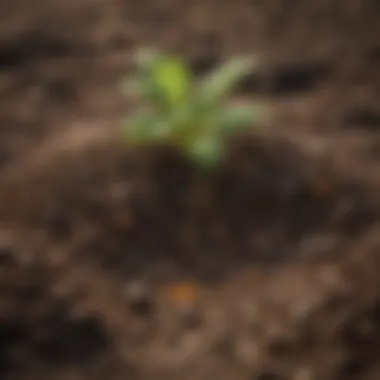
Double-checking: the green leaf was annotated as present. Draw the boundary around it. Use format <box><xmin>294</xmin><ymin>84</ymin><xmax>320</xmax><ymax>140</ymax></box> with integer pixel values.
<box><xmin>215</xmin><ymin>104</ymin><xmax>262</xmax><ymax>136</ymax></box>
<box><xmin>186</xmin><ymin>134</ymin><xmax>224</xmax><ymax>169</ymax></box>
<box><xmin>124</xmin><ymin>48</ymin><xmax>160</xmax><ymax>100</ymax></box>
<box><xmin>150</xmin><ymin>55</ymin><xmax>192</xmax><ymax>109</ymax></box>
<box><xmin>127</xmin><ymin>49</ymin><xmax>192</xmax><ymax>110</ymax></box>
<box><xmin>199</xmin><ymin>56</ymin><xmax>256</xmax><ymax>103</ymax></box>
<box><xmin>124</xmin><ymin>112</ymin><xmax>173</xmax><ymax>144</ymax></box>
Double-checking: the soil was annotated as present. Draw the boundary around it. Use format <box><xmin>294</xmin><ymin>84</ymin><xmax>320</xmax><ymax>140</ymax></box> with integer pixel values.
<box><xmin>1</xmin><ymin>0</ymin><xmax>380</xmax><ymax>379</ymax></box>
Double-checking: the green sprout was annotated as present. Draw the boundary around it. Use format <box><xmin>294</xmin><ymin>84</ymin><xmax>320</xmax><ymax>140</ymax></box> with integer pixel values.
<box><xmin>123</xmin><ymin>48</ymin><xmax>263</xmax><ymax>170</ymax></box>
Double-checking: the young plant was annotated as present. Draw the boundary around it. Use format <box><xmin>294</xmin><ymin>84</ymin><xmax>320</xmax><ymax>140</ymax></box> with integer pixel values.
<box><xmin>123</xmin><ymin>48</ymin><xmax>263</xmax><ymax>170</ymax></box>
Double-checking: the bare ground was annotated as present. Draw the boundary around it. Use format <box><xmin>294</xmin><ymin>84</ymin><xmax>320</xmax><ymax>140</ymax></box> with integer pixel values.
<box><xmin>0</xmin><ymin>0</ymin><xmax>380</xmax><ymax>379</ymax></box>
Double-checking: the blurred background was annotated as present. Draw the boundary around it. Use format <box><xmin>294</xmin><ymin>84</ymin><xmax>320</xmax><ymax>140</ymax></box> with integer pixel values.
<box><xmin>0</xmin><ymin>1</ymin><xmax>380</xmax><ymax>379</ymax></box>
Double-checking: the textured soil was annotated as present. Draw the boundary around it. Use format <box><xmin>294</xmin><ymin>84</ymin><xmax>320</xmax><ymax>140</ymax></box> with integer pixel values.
<box><xmin>1</xmin><ymin>0</ymin><xmax>380</xmax><ymax>379</ymax></box>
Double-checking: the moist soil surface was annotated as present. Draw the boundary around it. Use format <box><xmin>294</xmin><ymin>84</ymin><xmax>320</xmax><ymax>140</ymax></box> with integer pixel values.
<box><xmin>1</xmin><ymin>1</ymin><xmax>380</xmax><ymax>379</ymax></box>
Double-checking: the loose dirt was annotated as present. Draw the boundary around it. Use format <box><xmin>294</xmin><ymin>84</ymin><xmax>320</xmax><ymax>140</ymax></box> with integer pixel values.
<box><xmin>0</xmin><ymin>0</ymin><xmax>380</xmax><ymax>379</ymax></box>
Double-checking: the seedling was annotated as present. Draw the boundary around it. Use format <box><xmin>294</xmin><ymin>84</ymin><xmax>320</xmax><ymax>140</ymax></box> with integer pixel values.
<box><xmin>123</xmin><ymin>48</ymin><xmax>263</xmax><ymax>170</ymax></box>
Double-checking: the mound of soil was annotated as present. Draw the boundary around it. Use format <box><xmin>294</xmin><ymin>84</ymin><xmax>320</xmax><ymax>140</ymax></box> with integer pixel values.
<box><xmin>1</xmin><ymin>0</ymin><xmax>380</xmax><ymax>379</ymax></box>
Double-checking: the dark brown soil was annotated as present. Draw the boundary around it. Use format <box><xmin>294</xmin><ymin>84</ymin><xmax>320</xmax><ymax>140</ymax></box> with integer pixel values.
<box><xmin>1</xmin><ymin>0</ymin><xmax>380</xmax><ymax>379</ymax></box>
